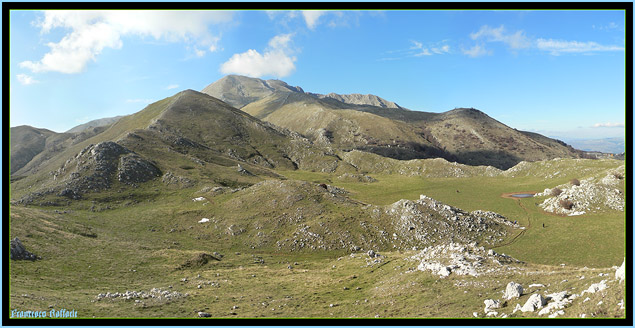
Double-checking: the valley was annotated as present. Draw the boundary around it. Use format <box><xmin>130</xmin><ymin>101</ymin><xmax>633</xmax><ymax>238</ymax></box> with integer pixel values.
<box><xmin>9</xmin><ymin>76</ymin><xmax>626</xmax><ymax>320</ymax></box>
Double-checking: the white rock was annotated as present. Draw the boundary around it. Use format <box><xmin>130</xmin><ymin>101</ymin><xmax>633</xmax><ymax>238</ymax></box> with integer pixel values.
<box><xmin>549</xmin><ymin>310</ymin><xmax>565</xmax><ymax>318</ymax></box>
<box><xmin>198</xmin><ymin>218</ymin><xmax>210</xmax><ymax>223</ymax></box>
<box><xmin>528</xmin><ymin>283</ymin><xmax>545</xmax><ymax>288</ymax></box>
<box><xmin>513</xmin><ymin>304</ymin><xmax>522</xmax><ymax>313</ymax></box>
<box><xmin>615</xmin><ymin>259</ymin><xmax>625</xmax><ymax>282</ymax></box>
<box><xmin>193</xmin><ymin>197</ymin><xmax>206</xmax><ymax>202</ymax></box>
<box><xmin>503</xmin><ymin>282</ymin><xmax>523</xmax><ymax>300</ymax></box>
<box><xmin>582</xmin><ymin>280</ymin><xmax>607</xmax><ymax>295</ymax></box>
<box><xmin>484</xmin><ymin>299</ymin><xmax>501</xmax><ymax>312</ymax></box>
<box><xmin>521</xmin><ymin>294</ymin><xmax>546</xmax><ymax>312</ymax></box>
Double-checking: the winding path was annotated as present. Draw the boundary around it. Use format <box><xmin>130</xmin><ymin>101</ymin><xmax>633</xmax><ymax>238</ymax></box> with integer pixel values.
<box><xmin>492</xmin><ymin>198</ymin><xmax>531</xmax><ymax>249</ymax></box>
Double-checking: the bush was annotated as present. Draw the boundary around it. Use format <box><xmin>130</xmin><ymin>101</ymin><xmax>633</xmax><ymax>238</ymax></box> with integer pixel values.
<box><xmin>570</xmin><ymin>178</ymin><xmax>580</xmax><ymax>186</ymax></box>
<box><xmin>551</xmin><ymin>188</ymin><xmax>563</xmax><ymax>197</ymax></box>
<box><xmin>559</xmin><ymin>199</ymin><xmax>574</xmax><ymax>210</ymax></box>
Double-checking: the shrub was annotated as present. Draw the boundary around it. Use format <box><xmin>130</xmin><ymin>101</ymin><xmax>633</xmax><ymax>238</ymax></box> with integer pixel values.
<box><xmin>559</xmin><ymin>199</ymin><xmax>574</xmax><ymax>210</ymax></box>
<box><xmin>570</xmin><ymin>178</ymin><xmax>580</xmax><ymax>186</ymax></box>
<box><xmin>551</xmin><ymin>188</ymin><xmax>563</xmax><ymax>197</ymax></box>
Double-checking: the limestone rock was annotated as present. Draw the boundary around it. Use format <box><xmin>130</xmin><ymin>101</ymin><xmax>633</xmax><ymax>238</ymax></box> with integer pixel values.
<box><xmin>521</xmin><ymin>294</ymin><xmax>546</xmax><ymax>312</ymax></box>
<box><xmin>615</xmin><ymin>259</ymin><xmax>625</xmax><ymax>282</ymax></box>
<box><xmin>503</xmin><ymin>282</ymin><xmax>523</xmax><ymax>300</ymax></box>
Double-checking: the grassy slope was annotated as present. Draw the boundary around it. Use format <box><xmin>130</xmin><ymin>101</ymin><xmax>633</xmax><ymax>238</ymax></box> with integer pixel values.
<box><xmin>9</xmin><ymin>152</ymin><xmax>625</xmax><ymax>319</ymax></box>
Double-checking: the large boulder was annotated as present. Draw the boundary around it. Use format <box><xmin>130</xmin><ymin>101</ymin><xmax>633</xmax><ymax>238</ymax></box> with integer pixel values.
<box><xmin>10</xmin><ymin>238</ymin><xmax>38</xmax><ymax>261</ymax></box>
<box><xmin>503</xmin><ymin>281</ymin><xmax>523</xmax><ymax>300</ymax></box>
<box><xmin>521</xmin><ymin>293</ymin><xmax>547</xmax><ymax>312</ymax></box>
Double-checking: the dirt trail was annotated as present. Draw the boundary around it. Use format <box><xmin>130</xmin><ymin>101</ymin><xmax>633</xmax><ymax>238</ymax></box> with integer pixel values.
<box><xmin>492</xmin><ymin>199</ymin><xmax>531</xmax><ymax>249</ymax></box>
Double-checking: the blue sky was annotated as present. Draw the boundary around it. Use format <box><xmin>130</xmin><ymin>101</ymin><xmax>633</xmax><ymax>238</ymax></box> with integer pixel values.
<box><xmin>9</xmin><ymin>10</ymin><xmax>627</xmax><ymax>141</ymax></box>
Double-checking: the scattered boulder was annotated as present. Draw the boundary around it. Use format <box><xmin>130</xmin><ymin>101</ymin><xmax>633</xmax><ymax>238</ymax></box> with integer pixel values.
<box><xmin>10</xmin><ymin>238</ymin><xmax>38</xmax><ymax>261</ymax></box>
<box><xmin>198</xmin><ymin>312</ymin><xmax>211</xmax><ymax>318</ymax></box>
<box><xmin>503</xmin><ymin>282</ymin><xmax>523</xmax><ymax>300</ymax></box>
<box><xmin>521</xmin><ymin>294</ymin><xmax>546</xmax><ymax>312</ymax></box>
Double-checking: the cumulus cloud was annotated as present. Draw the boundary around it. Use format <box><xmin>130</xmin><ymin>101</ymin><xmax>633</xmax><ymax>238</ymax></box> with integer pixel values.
<box><xmin>302</xmin><ymin>10</ymin><xmax>326</xmax><ymax>30</ymax></box>
<box><xmin>220</xmin><ymin>33</ymin><xmax>296</xmax><ymax>78</ymax></box>
<box><xmin>16</xmin><ymin>74</ymin><xmax>39</xmax><ymax>85</ymax></box>
<box><xmin>536</xmin><ymin>39</ymin><xmax>624</xmax><ymax>55</ymax></box>
<box><xmin>593</xmin><ymin>122</ymin><xmax>624</xmax><ymax>128</ymax></box>
<box><xmin>20</xmin><ymin>10</ymin><xmax>231</xmax><ymax>74</ymax></box>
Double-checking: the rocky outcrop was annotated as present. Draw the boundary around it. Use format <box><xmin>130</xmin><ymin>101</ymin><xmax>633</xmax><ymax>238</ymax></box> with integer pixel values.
<box><xmin>412</xmin><ymin>243</ymin><xmax>521</xmax><ymax>278</ymax></box>
<box><xmin>162</xmin><ymin>172</ymin><xmax>195</xmax><ymax>188</ymax></box>
<box><xmin>10</xmin><ymin>238</ymin><xmax>38</xmax><ymax>261</ymax></box>
<box><xmin>47</xmin><ymin>142</ymin><xmax>161</xmax><ymax>199</ymax></box>
<box><xmin>536</xmin><ymin>167</ymin><xmax>624</xmax><ymax>216</ymax></box>
<box><xmin>117</xmin><ymin>154</ymin><xmax>161</xmax><ymax>184</ymax></box>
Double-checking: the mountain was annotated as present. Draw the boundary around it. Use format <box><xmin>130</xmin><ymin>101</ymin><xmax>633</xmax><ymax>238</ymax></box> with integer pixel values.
<box><xmin>11</xmin><ymin>90</ymin><xmax>351</xmax><ymax>203</ymax></box>
<box><xmin>200</xmin><ymin>75</ymin><xmax>304</xmax><ymax>109</ymax></box>
<box><xmin>308</xmin><ymin>92</ymin><xmax>406</xmax><ymax>110</ymax></box>
<box><xmin>202</xmin><ymin>75</ymin><xmax>582</xmax><ymax>169</ymax></box>
<box><xmin>66</xmin><ymin>115</ymin><xmax>124</xmax><ymax>133</ymax></box>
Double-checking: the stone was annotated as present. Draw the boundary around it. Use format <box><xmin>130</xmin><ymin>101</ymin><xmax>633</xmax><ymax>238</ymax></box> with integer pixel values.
<box><xmin>615</xmin><ymin>259</ymin><xmax>625</xmax><ymax>282</ymax></box>
<box><xmin>198</xmin><ymin>312</ymin><xmax>211</xmax><ymax>317</ymax></box>
<box><xmin>521</xmin><ymin>294</ymin><xmax>546</xmax><ymax>312</ymax></box>
<box><xmin>484</xmin><ymin>299</ymin><xmax>501</xmax><ymax>313</ymax></box>
<box><xmin>582</xmin><ymin>280</ymin><xmax>607</xmax><ymax>295</ymax></box>
<box><xmin>503</xmin><ymin>282</ymin><xmax>523</xmax><ymax>300</ymax></box>
<box><xmin>10</xmin><ymin>238</ymin><xmax>38</xmax><ymax>261</ymax></box>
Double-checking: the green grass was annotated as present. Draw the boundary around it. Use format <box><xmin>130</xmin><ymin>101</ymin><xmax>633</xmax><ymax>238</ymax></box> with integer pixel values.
<box><xmin>9</xmin><ymin>158</ymin><xmax>625</xmax><ymax>318</ymax></box>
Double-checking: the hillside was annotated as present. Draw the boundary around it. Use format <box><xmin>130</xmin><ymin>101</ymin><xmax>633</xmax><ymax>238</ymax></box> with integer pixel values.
<box><xmin>10</xmin><ymin>90</ymin><xmax>350</xmax><ymax>203</ymax></box>
<box><xmin>201</xmin><ymin>75</ymin><xmax>582</xmax><ymax>169</ymax></box>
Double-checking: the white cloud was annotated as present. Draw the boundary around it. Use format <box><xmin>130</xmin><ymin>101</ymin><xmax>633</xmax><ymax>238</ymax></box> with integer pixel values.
<box><xmin>220</xmin><ymin>33</ymin><xmax>297</xmax><ymax>78</ymax></box>
<box><xmin>20</xmin><ymin>10</ymin><xmax>232</xmax><ymax>74</ymax></box>
<box><xmin>16</xmin><ymin>74</ymin><xmax>39</xmax><ymax>85</ymax></box>
<box><xmin>593</xmin><ymin>122</ymin><xmax>624</xmax><ymax>128</ymax></box>
<box><xmin>302</xmin><ymin>10</ymin><xmax>326</xmax><ymax>30</ymax></box>
<box><xmin>536</xmin><ymin>38</ymin><xmax>624</xmax><ymax>55</ymax></box>
<box><xmin>470</xmin><ymin>25</ymin><xmax>531</xmax><ymax>49</ymax></box>
<box><xmin>408</xmin><ymin>40</ymin><xmax>449</xmax><ymax>57</ymax></box>
<box><xmin>467</xmin><ymin>24</ymin><xmax>624</xmax><ymax>57</ymax></box>
<box><xmin>462</xmin><ymin>44</ymin><xmax>490</xmax><ymax>57</ymax></box>
<box><xmin>165</xmin><ymin>84</ymin><xmax>179</xmax><ymax>90</ymax></box>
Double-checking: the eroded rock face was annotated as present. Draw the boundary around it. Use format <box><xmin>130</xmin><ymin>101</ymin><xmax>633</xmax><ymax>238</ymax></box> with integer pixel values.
<box><xmin>118</xmin><ymin>154</ymin><xmax>161</xmax><ymax>184</ymax></box>
<box><xmin>10</xmin><ymin>238</ymin><xmax>38</xmax><ymax>261</ymax></box>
